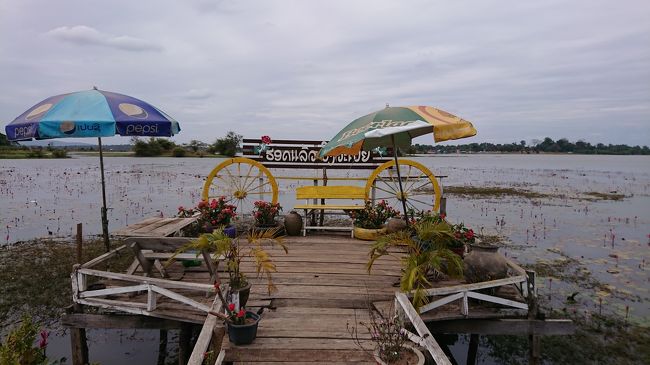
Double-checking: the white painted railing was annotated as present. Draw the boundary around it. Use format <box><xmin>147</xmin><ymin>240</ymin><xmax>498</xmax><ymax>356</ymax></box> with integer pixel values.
<box><xmin>394</xmin><ymin>292</ymin><xmax>452</xmax><ymax>365</ymax></box>
<box><xmin>418</xmin><ymin>258</ymin><xmax>536</xmax><ymax>316</ymax></box>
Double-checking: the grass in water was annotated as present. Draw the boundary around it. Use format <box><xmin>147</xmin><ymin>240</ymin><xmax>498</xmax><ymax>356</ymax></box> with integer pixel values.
<box><xmin>0</xmin><ymin>239</ymin><xmax>133</xmax><ymax>330</ymax></box>
<box><xmin>583</xmin><ymin>191</ymin><xmax>626</xmax><ymax>201</ymax></box>
<box><xmin>444</xmin><ymin>186</ymin><xmax>552</xmax><ymax>199</ymax></box>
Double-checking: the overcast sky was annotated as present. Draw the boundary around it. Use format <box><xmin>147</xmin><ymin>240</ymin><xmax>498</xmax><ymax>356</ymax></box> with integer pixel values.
<box><xmin>1</xmin><ymin>0</ymin><xmax>649</xmax><ymax>146</ymax></box>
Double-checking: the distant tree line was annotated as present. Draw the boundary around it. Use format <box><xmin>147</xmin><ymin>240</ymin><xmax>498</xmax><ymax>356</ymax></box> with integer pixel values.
<box><xmin>130</xmin><ymin>131</ymin><xmax>242</xmax><ymax>157</ymax></box>
<box><xmin>410</xmin><ymin>137</ymin><xmax>649</xmax><ymax>155</ymax></box>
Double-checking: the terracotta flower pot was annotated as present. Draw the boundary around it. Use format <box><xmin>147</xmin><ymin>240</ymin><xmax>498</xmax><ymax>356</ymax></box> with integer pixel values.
<box><xmin>353</xmin><ymin>226</ymin><xmax>387</xmax><ymax>241</ymax></box>
<box><xmin>463</xmin><ymin>244</ymin><xmax>509</xmax><ymax>283</ymax></box>
<box><xmin>284</xmin><ymin>211</ymin><xmax>303</xmax><ymax>236</ymax></box>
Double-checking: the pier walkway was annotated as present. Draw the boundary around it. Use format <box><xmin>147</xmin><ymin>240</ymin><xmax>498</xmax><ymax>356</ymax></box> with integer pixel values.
<box><xmin>67</xmin><ymin>234</ymin><xmax>552</xmax><ymax>364</ymax></box>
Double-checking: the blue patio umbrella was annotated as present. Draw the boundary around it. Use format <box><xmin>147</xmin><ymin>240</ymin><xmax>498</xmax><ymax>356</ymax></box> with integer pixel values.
<box><xmin>5</xmin><ymin>87</ymin><xmax>181</xmax><ymax>250</ymax></box>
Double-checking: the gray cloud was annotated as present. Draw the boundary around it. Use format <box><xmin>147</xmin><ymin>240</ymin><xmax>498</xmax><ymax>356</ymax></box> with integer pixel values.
<box><xmin>46</xmin><ymin>25</ymin><xmax>162</xmax><ymax>52</ymax></box>
<box><xmin>1</xmin><ymin>0</ymin><xmax>648</xmax><ymax>146</ymax></box>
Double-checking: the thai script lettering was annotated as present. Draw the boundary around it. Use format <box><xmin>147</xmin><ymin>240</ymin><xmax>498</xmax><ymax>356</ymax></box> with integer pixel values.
<box><xmin>263</xmin><ymin>148</ymin><xmax>372</xmax><ymax>164</ymax></box>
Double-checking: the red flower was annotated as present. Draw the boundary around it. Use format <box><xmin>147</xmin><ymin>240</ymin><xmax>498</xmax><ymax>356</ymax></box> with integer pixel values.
<box><xmin>214</xmin><ymin>282</ymin><xmax>220</xmax><ymax>291</ymax></box>
<box><xmin>261</xmin><ymin>135</ymin><xmax>272</xmax><ymax>144</ymax></box>
<box><xmin>178</xmin><ymin>206</ymin><xmax>184</xmax><ymax>211</ymax></box>
<box><xmin>237</xmin><ymin>309</ymin><xmax>246</xmax><ymax>318</ymax></box>
<box><xmin>39</xmin><ymin>330</ymin><xmax>48</xmax><ymax>349</ymax></box>
<box><xmin>211</xmin><ymin>220</ymin><xmax>216</xmax><ymax>225</ymax></box>
<box><xmin>465</xmin><ymin>230</ymin><xmax>475</xmax><ymax>239</ymax></box>
<box><xmin>210</xmin><ymin>199</ymin><xmax>218</xmax><ymax>209</ymax></box>
<box><xmin>228</xmin><ymin>303</ymin><xmax>235</xmax><ymax>311</ymax></box>
<box><xmin>440</xmin><ymin>213</ymin><xmax>446</xmax><ymax>220</ymax></box>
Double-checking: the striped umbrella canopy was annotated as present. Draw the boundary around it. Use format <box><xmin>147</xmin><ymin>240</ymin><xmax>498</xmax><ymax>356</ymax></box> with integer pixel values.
<box><xmin>5</xmin><ymin>88</ymin><xmax>180</xmax><ymax>141</ymax></box>
<box><xmin>319</xmin><ymin>106</ymin><xmax>476</xmax><ymax>158</ymax></box>
<box><xmin>4</xmin><ymin>88</ymin><xmax>180</xmax><ymax>250</ymax></box>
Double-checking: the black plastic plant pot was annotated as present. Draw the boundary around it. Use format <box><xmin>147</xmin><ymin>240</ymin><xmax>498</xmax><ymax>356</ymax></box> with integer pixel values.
<box><xmin>227</xmin><ymin>311</ymin><xmax>260</xmax><ymax>345</ymax></box>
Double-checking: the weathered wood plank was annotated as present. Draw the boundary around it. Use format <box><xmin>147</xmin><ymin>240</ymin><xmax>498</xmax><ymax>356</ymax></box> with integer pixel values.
<box><xmin>188</xmin><ymin>298</ymin><xmax>223</xmax><ymax>365</ymax></box>
<box><xmin>78</xmin><ymin>268</ymin><xmax>215</xmax><ymax>291</ymax></box>
<box><xmin>81</xmin><ymin>244</ymin><xmax>129</xmax><ymax>268</ymax></box>
<box><xmin>422</xmin><ymin>275</ymin><xmax>527</xmax><ymax>296</ymax></box>
<box><xmin>395</xmin><ymin>293</ymin><xmax>451</xmax><ymax>365</ymax></box>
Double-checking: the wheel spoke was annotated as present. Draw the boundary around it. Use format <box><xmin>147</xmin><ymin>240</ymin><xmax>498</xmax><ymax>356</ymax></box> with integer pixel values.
<box><xmin>224</xmin><ymin>165</ymin><xmax>241</xmax><ymax>191</ymax></box>
<box><xmin>239</xmin><ymin>163</ymin><xmax>255</xmax><ymax>194</ymax></box>
<box><xmin>247</xmin><ymin>180</ymin><xmax>271</xmax><ymax>194</ymax></box>
<box><xmin>241</xmin><ymin>168</ymin><xmax>263</xmax><ymax>193</ymax></box>
<box><xmin>379</xmin><ymin>179</ymin><xmax>399</xmax><ymax>194</ymax></box>
<box><xmin>373</xmin><ymin>184</ymin><xmax>398</xmax><ymax>196</ymax></box>
<box><xmin>406</xmin><ymin>196</ymin><xmax>433</xmax><ymax>207</ymax></box>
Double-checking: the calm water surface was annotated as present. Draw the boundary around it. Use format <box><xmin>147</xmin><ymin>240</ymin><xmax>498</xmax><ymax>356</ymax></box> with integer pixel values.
<box><xmin>1</xmin><ymin>154</ymin><xmax>648</xmax><ymax>363</ymax></box>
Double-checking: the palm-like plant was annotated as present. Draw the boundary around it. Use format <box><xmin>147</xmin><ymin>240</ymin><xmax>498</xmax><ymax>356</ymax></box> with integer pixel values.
<box><xmin>367</xmin><ymin>221</ymin><xmax>463</xmax><ymax>310</ymax></box>
<box><xmin>168</xmin><ymin>227</ymin><xmax>287</xmax><ymax>294</ymax></box>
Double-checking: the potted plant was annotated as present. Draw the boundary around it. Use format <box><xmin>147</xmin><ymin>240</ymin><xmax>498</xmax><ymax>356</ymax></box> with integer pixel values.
<box><xmin>168</xmin><ymin>228</ymin><xmax>287</xmax><ymax>308</ymax></box>
<box><xmin>349</xmin><ymin>200</ymin><xmax>400</xmax><ymax>241</ymax></box>
<box><xmin>449</xmin><ymin>222</ymin><xmax>475</xmax><ymax>257</ymax></box>
<box><xmin>368</xmin><ymin>218</ymin><xmax>463</xmax><ymax>310</ymax></box>
<box><xmin>251</xmin><ymin>200</ymin><xmax>283</xmax><ymax>237</ymax></box>
<box><xmin>347</xmin><ymin>302</ymin><xmax>424</xmax><ymax>364</ymax></box>
<box><xmin>211</xmin><ymin>282</ymin><xmax>261</xmax><ymax>345</ymax></box>
<box><xmin>178</xmin><ymin>197</ymin><xmax>237</xmax><ymax>237</ymax></box>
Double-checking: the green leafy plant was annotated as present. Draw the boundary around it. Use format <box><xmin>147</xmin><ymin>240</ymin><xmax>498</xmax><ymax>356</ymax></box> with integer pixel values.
<box><xmin>349</xmin><ymin>200</ymin><xmax>400</xmax><ymax>229</ymax></box>
<box><xmin>0</xmin><ymin>315</ymin><xmax>65</xmax><ymax>365</ymax></box>
<box><xmin>368</xmin><ymin>220</ymin><xmax>463</xmax><ymax>309</ymax></box>
<box><xmin>168</xmin><ymin>228</ymin><xmax>287</xmax><ymax>294</ymax></box>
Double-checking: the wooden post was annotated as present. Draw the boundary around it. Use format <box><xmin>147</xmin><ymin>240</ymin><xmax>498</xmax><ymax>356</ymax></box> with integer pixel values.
<box><xmin>157</xmin><ymin>329</ymin><xmax>168</xmax><ymax>365</ymax></box>
<box><xmin>467</xmin><ymin>334</ymin><xmax>479</xmax><ymax>365</ymax></box>
<box><xmin>319</xmin><ymin>168</ymin><xmax>327</xmax><ymax>227</ymax></box>
<box><xmin>529</xmin><ymin>334</ymin><xmax>541</xmax><ymax>365</ymax></box>
<box><xmin>68</xmin><ymin>305</ymin><xmax>89</xmax><ymax>365</ymax></box>
<box><xmin>179</xmin><ymin>322</ymin><xmax>193</xmax><ymax>365</ymax></box>
<box><xmin>76</xmin><ymin>223</ymin><xmax>83</xmax><ymax>263</ymax></box>
<box><xmin>440</xmin><ymin>197</ymin><xmax>447</xmax><ymax>216</ymax></box>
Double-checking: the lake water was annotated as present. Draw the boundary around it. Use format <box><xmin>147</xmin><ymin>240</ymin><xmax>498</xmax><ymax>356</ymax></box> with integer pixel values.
<box><xmin>1</xmin><ymin>154</ymin><xmax>649</xmax><ymax>363</ymax></box>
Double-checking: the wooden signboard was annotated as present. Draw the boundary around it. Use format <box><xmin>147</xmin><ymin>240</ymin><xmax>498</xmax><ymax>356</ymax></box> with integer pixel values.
<box><xmin>242</xmin><ymin>138</ymin><xmax>392</xmax><ymax>170</ymax></box>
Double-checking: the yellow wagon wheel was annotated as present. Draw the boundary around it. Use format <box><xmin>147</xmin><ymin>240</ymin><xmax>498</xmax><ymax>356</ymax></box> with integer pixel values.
<box><xmin>365</xmin><ymin>159</ymin><xmax>441</xmax><ymax>213</ymax></box>
<box><xmin>202</xmin><ymin>157</ymin><xmax>278</xmax><ymax>215</ymax></box>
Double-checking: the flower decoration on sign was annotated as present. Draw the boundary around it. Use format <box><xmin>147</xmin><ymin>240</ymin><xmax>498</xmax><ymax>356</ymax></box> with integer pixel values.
<box><xmin>256</xmin><ymin>135</ymin><xmax>272</xmax><ymax>155</ymax></box>
<box><xmin>373</xmin><ymin>146</ymin><xmax>387</xmax><ymax>157</ymax></box>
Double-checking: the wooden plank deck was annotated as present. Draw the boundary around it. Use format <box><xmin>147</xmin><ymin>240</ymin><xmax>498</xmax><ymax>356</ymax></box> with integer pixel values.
<box><xmin>221</xmin><ymin>235</ymin><xmax>395</xmax><ymax>364</ymax></box>
<box><xmin>73</xmin><ymin>234</ymin><xmax>530</xmax><ymax>364</ymax></box>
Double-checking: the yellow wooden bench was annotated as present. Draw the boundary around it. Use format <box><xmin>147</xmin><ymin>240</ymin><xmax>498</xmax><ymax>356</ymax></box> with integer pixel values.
<box><xmin>294</xmin><ymin>185</ymin><xmax>366</xmax><ymax>237</ymax></box>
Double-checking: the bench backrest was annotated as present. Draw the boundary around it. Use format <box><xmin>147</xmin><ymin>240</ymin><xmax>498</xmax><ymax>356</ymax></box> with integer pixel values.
<box><xmin>296</xmin><ymin>185</ymin><xmax>366</xmax><ymax>200</ymax></box>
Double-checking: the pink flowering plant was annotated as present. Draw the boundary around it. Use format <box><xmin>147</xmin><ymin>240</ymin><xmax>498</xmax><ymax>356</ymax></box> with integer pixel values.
<box><xmin>349</xmin><ymin>200</ymin><xmax>400</xmax><ymax>229</ymax></box>
<box><xmin>252</xmin><ymin>201</ymin><xmax>282</xmax><ymax>226</ymax></box>
<box><xmin>178</xmin><ymin>197</ymin><xmax>237</xmax><ymax>235</ymax></box>
<box><xmin>0</xmin><ymin>315</ymin><xmax>65</xmax><ymax>365</ymax></box>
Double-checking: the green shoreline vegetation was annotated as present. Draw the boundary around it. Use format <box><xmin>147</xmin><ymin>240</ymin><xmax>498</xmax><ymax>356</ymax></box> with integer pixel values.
<box><xmin>2</xmin><ymin>132</ymin><xmax>649</xmax><ymax>159</ymax></box>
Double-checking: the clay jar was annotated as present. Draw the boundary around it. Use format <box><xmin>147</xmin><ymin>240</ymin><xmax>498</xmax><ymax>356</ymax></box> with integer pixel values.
<box><xmin>386</xmin><ymin>218</ymin><xmax>408</xmax><ymax>233</ymax></box>
<box><xmin>283</xmin><ymin>211</ymin><xmax>303</xmax><ymax>236</ymax></box>
<box><xmin>463</xmin><ymin>244</ymin><xmax>509</xmax><ymax>283</ymax></box>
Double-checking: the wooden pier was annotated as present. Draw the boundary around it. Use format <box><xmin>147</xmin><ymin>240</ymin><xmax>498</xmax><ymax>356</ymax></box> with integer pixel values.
<box><xmin>64</xmin><ymin>234</ymin><xmax>571</xmax><ymax>364</ymax></box>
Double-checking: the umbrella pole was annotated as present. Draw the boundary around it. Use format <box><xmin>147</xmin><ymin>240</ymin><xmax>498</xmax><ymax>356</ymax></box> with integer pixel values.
<box><xmin>98</xmin><ymin>137</ymin><xmax>110</xmax><ymax>252</ymax></box>
<box><xmin>391</xmin><ymin>136</ymin><xmax>410</xmax><ymax>225</ymax></box>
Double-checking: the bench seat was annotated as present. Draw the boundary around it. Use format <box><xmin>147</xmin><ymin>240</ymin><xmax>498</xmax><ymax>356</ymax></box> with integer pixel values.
<box><xmin>294</xmin><ymin>185</ymin><xmax>367</xmax><ymax>237</ymax></box>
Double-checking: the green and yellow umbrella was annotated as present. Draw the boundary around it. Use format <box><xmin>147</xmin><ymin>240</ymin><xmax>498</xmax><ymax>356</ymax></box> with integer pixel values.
<box><xmin>319</xmin><ymin>105</ymin><xmax>477</xmax><ymax>220</ymax></box>
<box><xmin>319</xmin><ymin>106</ymin><xmax>476</xmax><ymax>158</ymax></box>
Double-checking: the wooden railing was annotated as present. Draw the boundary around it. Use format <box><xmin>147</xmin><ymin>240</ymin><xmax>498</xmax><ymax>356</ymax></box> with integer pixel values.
<box><xmin>394</xmin><ymin>292</ymin><xmax>452</xmax><ymax>365</ymax></box>
<box><xmin>417</xmin><ymin>258</ymin><xmax>535</xmax><ymax>316</ymax></box>
<box><xmin>71</xmin><ymin>238</ymin><xmax>220</xmax><ymax>321</ymax></box>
